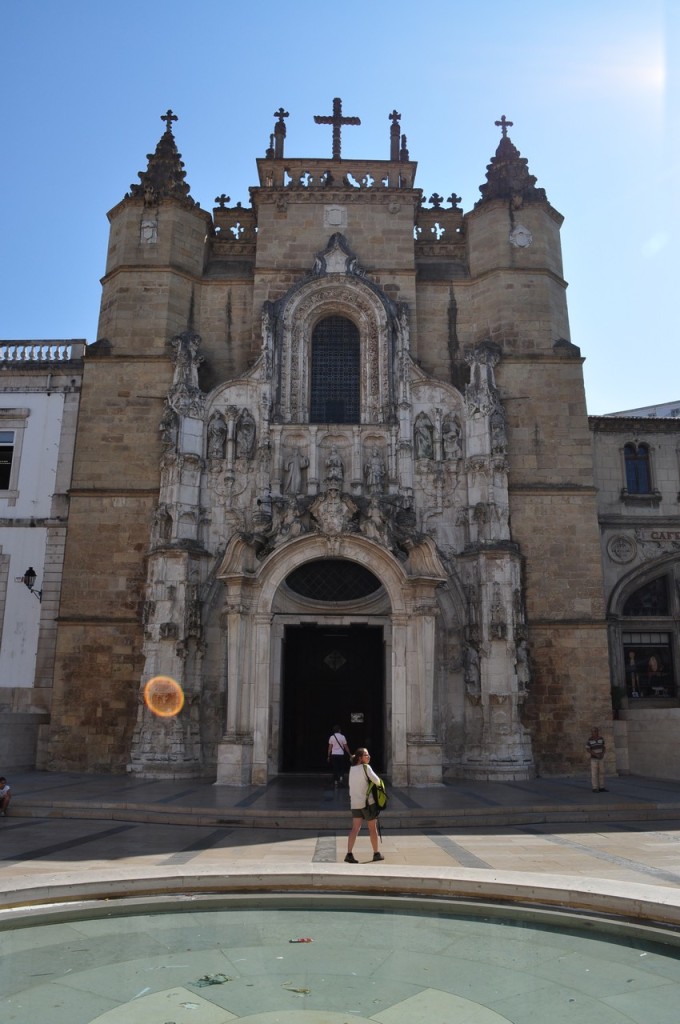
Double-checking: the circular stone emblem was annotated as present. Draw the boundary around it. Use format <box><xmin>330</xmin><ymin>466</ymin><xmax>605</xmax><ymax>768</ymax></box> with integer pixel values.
<box><xmin>607</xmin><ymin>534</ymin><xmax>637</xmax><ymax>564</ymax></box>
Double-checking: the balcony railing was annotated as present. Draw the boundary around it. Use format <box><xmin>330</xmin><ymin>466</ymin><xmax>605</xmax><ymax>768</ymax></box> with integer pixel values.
<box><xmin>0</xmin><ymin>341</ymin><xmax>86</xmax><ymax>363</ymax></box>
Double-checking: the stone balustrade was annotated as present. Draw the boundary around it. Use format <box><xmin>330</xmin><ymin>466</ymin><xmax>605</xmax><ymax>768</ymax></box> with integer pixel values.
<box><xmin>0</xmin><ymin>341</ymin><xmax>86</xmax><ymax>362</ymax></box>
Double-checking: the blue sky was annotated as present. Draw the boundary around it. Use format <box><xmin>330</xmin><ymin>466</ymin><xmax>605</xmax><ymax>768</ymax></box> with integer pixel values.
<box><xmin>1</xmin><ymin>0</ymin><xmax>676</xmax><ymax>414</ymax></box>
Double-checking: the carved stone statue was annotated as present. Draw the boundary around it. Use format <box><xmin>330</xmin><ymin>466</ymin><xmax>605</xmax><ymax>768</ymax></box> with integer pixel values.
<box><xmin>516</xmin><ymin>639</ymin><xmax>531</xmax><ymax>693</ymax></box>
<box><xmin>463</xmin><ymin>643</ymin><xmax>481</xmax><ymax>695</ymax></box>
<box><xmin>364</xmin><ymin>446</ymin><xmax>385</xmax><ymax>493</ymax></box>
<box><xmin>490</xmin><ymin>407</ymin><xmax>507</xmax><ymax>454</ymax></box>
<box><xmin>414</xmin><ymin>413</ymin><xmax>434</xmax><ymax>459</ymax></box>
<box><xmin>236</xmin><ymin>409</ymin><xmax>256</xmax><ymax>459</ymax></box>
<box><xmin>207</xmin><ymin>415</ymin><xmax>226</xmax><ymax>458</ymax></box>
<box><xmin>159</xmin><ymin>404</ymin><xmax>178</xmax><ymax>448</ymax></box>
<box><xmin>443</xmin><ymin>415</ymin><xmax>462</xmax><ymax>460</ymax></box>
<box><xmin>284</xmin><ymin>447</ymin><xmax>309</xmax><ymax>495</ymax></box>
<box><xmin>325</xmin><ymin>445</ymin><xmax>344</xmax><ymax>486</ymax></box>
<box><xmin>172</xmin><ymin>330</ymin><xmax>202</xmax><ymax>390</ymax></box>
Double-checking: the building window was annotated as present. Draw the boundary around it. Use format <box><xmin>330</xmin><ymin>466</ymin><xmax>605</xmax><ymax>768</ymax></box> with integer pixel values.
<box><xmin>0</xmin><ymin>409</ymin><xmax>29</xmax><ymax>501</ymax></box>
<box><xmin>310</xmin><ymin>316</ymin><xmax>360</xmax><ymax>424</ymax></box>
<box><xmin>624</xmin><ymin>633</ymin><xmax>674</xmax><ymax>699</ymax></box>
<box><xmin>622</xmin><ymin>576</ymin><xmax>669</xmax><ymax>617</ymax></box>
<box><xmin>286</xmin><ymin>559</ymin><xmax>382</xmax><ymax>601</ymax></box>
<box><xmin>624</xmin><ymin>442</ymin><xmax>651</xmax><ymax>494</ymax></box>
<box><xmin>0</xmin><ymin>431</ymin><xmax>14</xmax><ymax>490</ymax></box>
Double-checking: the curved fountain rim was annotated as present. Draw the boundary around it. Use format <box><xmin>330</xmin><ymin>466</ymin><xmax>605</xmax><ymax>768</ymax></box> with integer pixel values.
<box><xmin>2</xmin><ymin>864</ymin><xmax>680</xmax><ymax>938</ymax></box>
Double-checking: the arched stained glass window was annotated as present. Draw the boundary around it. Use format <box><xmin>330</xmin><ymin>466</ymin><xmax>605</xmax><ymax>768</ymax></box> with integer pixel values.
<box><xmin>624</xmin><ymin>442</ymin><xmax>651</xmax><ymax>494</ymax></box>
<box><xmin>310</xmin><ymin>316</ymin><xmax>360</xmax><ymax>424</ymax></box>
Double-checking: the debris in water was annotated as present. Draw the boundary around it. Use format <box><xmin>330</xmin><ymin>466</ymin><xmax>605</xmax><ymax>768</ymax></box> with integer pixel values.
<box><xmin>191</xmin><ymin>973</ymin><xmax>231</xmax><ymax>987</ymax></box>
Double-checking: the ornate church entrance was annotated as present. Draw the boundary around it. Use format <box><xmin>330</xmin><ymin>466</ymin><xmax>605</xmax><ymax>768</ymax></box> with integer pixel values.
<box><xmin>281</xmin><ymin>624</ymin><xmax>384</xmax><ymax>774</ymax></box>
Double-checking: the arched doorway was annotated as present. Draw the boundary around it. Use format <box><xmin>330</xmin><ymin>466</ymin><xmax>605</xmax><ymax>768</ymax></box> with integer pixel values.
<box><xmin>277</xmin><ymin>558</ymin><xmax>387</xmax><ymax>773</ymax></box>
<box><xmin>281</xmin><ymin>623</ymin><xmax>384</xmax><ymax>772</ymax></box>
<box><xmin>216</xmin><ymin>532</ymin><xmax>447</xmax><ymax>786</ymax></box>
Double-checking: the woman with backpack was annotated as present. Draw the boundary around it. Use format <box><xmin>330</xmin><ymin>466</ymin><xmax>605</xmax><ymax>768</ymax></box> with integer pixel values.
<box><xmin>344</xmin><ymin>748</ymin><xmax>385</xmax><ymax>863</ymax></box>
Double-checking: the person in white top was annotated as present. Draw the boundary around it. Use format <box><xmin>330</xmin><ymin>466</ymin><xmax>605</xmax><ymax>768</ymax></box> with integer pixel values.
<box><xmin>344</xmin><ymin>748</ymin><xmax>385</xmax><ymax>863</ymax></box>
<box><xmin>327</xmin><ymin>725</ymin><xmax>350</xmax><ymax>787</ymax></box>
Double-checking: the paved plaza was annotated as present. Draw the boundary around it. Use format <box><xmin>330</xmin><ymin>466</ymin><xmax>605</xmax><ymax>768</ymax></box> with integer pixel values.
<box><xmin>3</xmin><ymin>770</ymin><xmax>680</xmax><ymax>1023</ymax></box>
<box><xmin>1</xmin><ymin>769</ymin><xmax>680</xmax><ymax>908</ymax></box>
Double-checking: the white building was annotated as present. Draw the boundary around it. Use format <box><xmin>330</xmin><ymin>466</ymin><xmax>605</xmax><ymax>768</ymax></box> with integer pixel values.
<box><xmin>0</xmin><ymin>341</ymin><xmax>84</xmax><ymax>766</ymax></box>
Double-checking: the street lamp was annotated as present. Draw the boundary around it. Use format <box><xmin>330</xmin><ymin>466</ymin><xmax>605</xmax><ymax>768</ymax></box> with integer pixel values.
<box><xmin>16</xmin><ymin>567</ymin><xmax>42</xmax><ymax>602</ymax></box>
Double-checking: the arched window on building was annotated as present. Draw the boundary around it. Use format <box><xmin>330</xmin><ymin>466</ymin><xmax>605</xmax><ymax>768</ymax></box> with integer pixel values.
<box><xmin>621</xmin><ymin>575</ymin><xmax>676</xmax><ymax>701</ymax></box>
<box><xmin>624</xmin><ymin>442</ymin><xmax>652</xmax><ymax>494</ymax></box>
<box><xmin>310</xmin><ymin>316</ymin><xmax>360</xmax><ymax>424</ymax></box>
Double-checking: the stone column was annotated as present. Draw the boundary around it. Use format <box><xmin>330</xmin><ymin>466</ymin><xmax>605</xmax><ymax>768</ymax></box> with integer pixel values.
<box><xmin>390</xmin><ymin>613</ymin><xmax>409</xmax><ymax>786</ymax></box>
<box><xmin>215</xmin><ymin>592</ymin><xmax>255</xmax><ymax>785</ymax></box>
<box><xmin>251</xmin><ymin>612</ymin><xmax>273</xmax><ymax>785</ymax></box>
<box><xmin>405</xmin><ymin>598</ymin><xmax>443</xmax><ymax>784</ymax></box>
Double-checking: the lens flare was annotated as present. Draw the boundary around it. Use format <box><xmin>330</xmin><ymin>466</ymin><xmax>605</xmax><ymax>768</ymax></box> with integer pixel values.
<box><xmin>144</xmin><ymin>676</ymin><xmax>185</xmax><ymax>718</ymax></box>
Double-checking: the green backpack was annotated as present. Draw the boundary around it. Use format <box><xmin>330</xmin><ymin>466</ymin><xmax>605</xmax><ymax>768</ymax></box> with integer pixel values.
<box><xmin>363</xmin><ymin>765</ymin><xmax>388</xmax><ymax>810</ymax></box>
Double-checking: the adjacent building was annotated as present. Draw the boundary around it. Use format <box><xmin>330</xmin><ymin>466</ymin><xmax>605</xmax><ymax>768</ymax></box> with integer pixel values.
<box><xmin>0</xmin><ymin>341</ymin><xmax>83</xmax><ymax>766</ymax></box>
<box><xmin>590</xmin><ymin>405</ymin><xmax>680</xmax><ymax>778</ymax></box>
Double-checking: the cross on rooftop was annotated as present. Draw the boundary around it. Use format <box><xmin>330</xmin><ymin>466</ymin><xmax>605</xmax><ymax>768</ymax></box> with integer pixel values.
<box><xmin>161</xmin><ymin>109</ymin><xmax>178</xmax><ymax>132</ymax></box>
<box><xmin>389</xmin><ymin>110</ymin><xmax>402</xmax><ymax>160</ymax></box>
<box><xmin>274</xmin><ymin>107</ymin><xmax>289</xmax><ymax>123</ymax></box>
<box><xmin>314</xmin><ymin>97</ymin><xmax>361</xmax><ymax>161</ymax></box>
<box><xmin>495</xmin><ymin>114</ymin><xmax>513</xmax><ymax>138</ymax></box>
<box><xmin>214</xmin><ymin>194</ymin><xmax>230</xmax><ymax>208</ymax></box>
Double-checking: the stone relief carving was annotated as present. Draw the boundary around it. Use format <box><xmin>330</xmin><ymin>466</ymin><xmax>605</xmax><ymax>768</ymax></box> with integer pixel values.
<box><xmin>607</xmin><ymin>534</ymin><xmax>637</xmax><ymax>564</ymax></box>
<box><xmin>169</xmin><ymin>330</ymin><xmax>205</xmax><ymax>418</ymax></box>
<box><xmin>140</xmin><ymin>215</ymin><xmax>158</xmax><ymax>244</ymax></box>
<box><xmin>465</xmin><ymin>341</ymin><xmax>501</xmax><ymax>418</ymax></box>
<box><xmin>310</xmin><ymin>489</ymin><xmax>359</xmax><ymax>535</ymax></box>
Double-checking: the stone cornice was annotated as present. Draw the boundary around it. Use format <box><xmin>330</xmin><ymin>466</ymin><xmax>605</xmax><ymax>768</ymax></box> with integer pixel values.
<box><xmin>509</xmin><ymin>483</ymin><xmax>597</xmax><ymax>496</ymax></box>
<box><xmin>590</xmin><ymin>415</ymin><xmax>680</xmax><ymax>435</ymax></box>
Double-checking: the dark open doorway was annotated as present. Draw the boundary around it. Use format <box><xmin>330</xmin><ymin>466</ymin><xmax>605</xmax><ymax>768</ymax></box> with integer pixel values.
<box><xmin>281</xmin><ymin>624</ymin><xmax>384</xmax><ymax>774</ymax></box>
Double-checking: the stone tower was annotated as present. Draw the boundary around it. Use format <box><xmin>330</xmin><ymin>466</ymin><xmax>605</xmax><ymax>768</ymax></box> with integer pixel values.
<box><xmin>44</xmin><ymin>103</ymin><xmax>611</xmax><ymax>783</ymax></box>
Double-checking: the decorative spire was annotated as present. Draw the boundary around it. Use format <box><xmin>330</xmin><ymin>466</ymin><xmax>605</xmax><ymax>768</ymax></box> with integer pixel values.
<box><xmin>129</xmin><ymin>110</ymin><xmax>196</xmax><ymax>207</ymax></box>
<box><xmin>476</xmin><ymin>116</ymin><xmax>546</xmax><ymax>205</ymax></box>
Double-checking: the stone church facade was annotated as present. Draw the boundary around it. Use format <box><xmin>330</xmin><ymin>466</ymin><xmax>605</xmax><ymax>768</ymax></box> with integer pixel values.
<box><xmin>43</xmin><ymin>103</ymin><xmax>611</xmax><ymax>783</ymax></box>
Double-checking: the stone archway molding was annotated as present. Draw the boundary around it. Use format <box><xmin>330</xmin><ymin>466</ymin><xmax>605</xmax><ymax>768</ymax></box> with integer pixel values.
<box><xmin>215</xmin><ymin>532</ymin><xmax>448</xmax><ymax>786</ymax></box>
